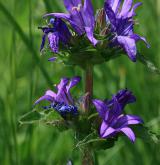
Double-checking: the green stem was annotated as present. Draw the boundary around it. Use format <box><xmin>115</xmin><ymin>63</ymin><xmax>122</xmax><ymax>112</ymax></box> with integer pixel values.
<box><xmin>84</xmin><ymin>64</ymin><xmax>93</xmax><ymax>113</ymax></box>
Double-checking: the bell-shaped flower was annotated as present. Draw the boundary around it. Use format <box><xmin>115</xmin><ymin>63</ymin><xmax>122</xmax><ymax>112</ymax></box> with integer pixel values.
<box><xmin>93</xmin><ymin>89</ymin><xmax>143</xmax><ymax>142</ymax></box>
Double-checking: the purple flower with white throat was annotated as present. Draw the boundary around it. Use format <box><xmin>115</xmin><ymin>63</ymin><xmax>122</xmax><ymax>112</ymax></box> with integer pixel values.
<box><xmin>43</xmin><ymin>0</ymin><xmax>98</xmax><ymax>46</ymax></box>
<box><xmin>34</xmin><ymin>76</ymin><xmax>81</xmax><ymax>118</ymax></box>
<box><xmin>39</xmin><ymin>18</ymin><xmax>71</xmax><ymax>53</ymax></box>
<box><xmin>104</xmin><ymin>0</ymin><xmax>150</xmax><ymax>62</ymax></box>
<box><xmin>93</xmin><ymin>89</ymin><xmax>143</xmax><ymax>142</ymax></box>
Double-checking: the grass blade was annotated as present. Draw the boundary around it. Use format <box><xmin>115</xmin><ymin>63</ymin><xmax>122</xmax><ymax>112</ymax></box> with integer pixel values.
<box><xmin>0</xmin><ymin>2</ymin><xmax>53</xmax><ymax>87</ymax></box>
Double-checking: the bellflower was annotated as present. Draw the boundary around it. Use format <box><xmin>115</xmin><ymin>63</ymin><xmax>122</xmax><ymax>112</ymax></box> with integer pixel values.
<box><xmin>104</xmin><ymin>0</ymin><xmax>150</xmax><ymax>62</ymax></box>
<box><xmin>39</xmin><ymin>18</ymin><xmax>71</xmax><ymax>53</ymax></box>
<box><xmin>43</xmin><ymin>0</ymin><xmax>98</xmax><ymax>46</ymax></box>
<box><xmin>93</xmin><ymin>89</ymin><xmax>143</xmax><ymax>142</ymax></box>
<box><xmin>34</xmin><ymin>76</ymin><xmax>81</xmax><ymax>118</ymax></box>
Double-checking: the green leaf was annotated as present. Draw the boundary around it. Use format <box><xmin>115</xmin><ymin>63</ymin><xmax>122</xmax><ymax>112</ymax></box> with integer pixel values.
<box><xmin>75</xmin><ymin>131</ymin><xmax>116</xmax><ymax>151</ymax></box>
<box><xmin>18</xmin><ymin>110</ymin><xmax>42</xmax><ymax>125</ymax></box>
<box><xmin>43</xmin><ymin>110</ymin><xmax>62</xmax><ymax>121</ymax></box>
<box><xmin>88</xmin><ymin>113</ymin><xmax>99</xmax><ymax>120</ymax></box>
<box><xmin>138</xmin><ymin>53</ymin><xmax>160</xmax><ymax>75</ymax></box>
<box><xmin>131</xmin><ymin>125</ymin><xmax>160</xmax><ymax>143</ymax></box>
<box><xmin>91</xmin><ymin>138</ymin><xmax>116</xmax><ymax>150</ymax></box>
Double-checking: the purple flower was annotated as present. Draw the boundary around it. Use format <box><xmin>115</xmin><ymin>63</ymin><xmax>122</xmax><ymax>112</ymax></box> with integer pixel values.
<box><xmin>104</xmin><ymin>0</ymin><xmax>150</xmax><ymax>62</ymax></box>
<box><xmin>43</xmin><ymin>0</ymin><xmax>98</xmax><ymax>46</ymax></box>
<box><xmin>104</xmin><ymin>89</ymin><xmax>136</xmax><ymax>110</ymax></box>
<box><xmin>93</xmin><ymin>89</ymin><xmax>143</xmax><ymax>142</ymax></box>
<box><xmin>39</xmin><ymin>18</ymin><xmax>71</xmax><ymax>53</ymax></box>
<box><xmin>34</xmin><ymin>76</ymin><xmax>81</xmax><ymax>117</ymax></box>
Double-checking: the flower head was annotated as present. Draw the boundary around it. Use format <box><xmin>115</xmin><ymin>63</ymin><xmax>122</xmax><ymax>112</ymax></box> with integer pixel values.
<box><xmin>93</xmin><ymin>89</ymin><xmax>143</xmax><ymax>142</ymax></box>
<box><xmin>43</xmin><ymin>0</ymin><xmax>98</xmax><ymax>46</ymax></box>
<box><xmin>104</xmin><ymin>0</ymin><xmax>150</xmax><ymax>62</ymax></box>
<box><xmin>39</xmin><ymin>18</ymin><xmax>71</xmax><ymax>53</ymax></box>
<box><xmin>35</xmin><ymin>76</ymin><xmax>81</xmax><ymax>118</ymax></box>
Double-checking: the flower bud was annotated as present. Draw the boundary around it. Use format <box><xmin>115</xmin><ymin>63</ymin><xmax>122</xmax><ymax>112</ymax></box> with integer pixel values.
<box><xmin>95</xmin><ymin>8</ymin><xmax>106</xmax><ymax>32</ymax></box>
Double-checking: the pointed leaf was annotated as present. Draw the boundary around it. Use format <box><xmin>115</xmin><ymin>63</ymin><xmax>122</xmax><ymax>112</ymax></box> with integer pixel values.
<box><xmin>138</xmin><ymin>53</ymin><xmax>160</xmax><ymax>75</ymax></box>
<box><xmin>131</xmin><ymin>125</ymin><xmax>160</xmax><ymax>143</ymax></box>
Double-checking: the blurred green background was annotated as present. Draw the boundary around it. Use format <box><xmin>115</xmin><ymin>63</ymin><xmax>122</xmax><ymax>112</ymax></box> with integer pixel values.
<box><xmin>0</xmin><ymin>0</ymin><xmax>160</xmax><ymax>164</ymax></box>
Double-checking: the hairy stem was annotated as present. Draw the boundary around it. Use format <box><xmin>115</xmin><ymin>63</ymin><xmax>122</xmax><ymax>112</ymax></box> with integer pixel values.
<box><xmin>84</xmin><ymin>64</ymin><xmax>93</xmax><ymax>113</ymax></box>
<box><xmin>82</xmin><ymin>147</ymin><xmax>94</xmax><ymax>165</ymax></box>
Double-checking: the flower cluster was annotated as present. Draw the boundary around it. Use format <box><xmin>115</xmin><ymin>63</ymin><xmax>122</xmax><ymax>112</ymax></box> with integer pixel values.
<box><xmin>34</xmin><ymin>0</ymin><xmax>148</xmax><ymax>146</ymax></box>
<box><xmin>40</xmin><ymin>0</ymin><xmax>149</xmax><ymax>64</ymax></box>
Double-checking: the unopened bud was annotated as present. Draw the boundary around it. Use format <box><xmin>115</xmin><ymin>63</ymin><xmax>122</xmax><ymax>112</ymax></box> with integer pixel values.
<box><xmin>78</xmin><ymin>93</ymin><xmax>90</xmax><ymax>114</ymax></box>
<box><xmin>95</xmin><ymin>8</ymin><xmax>106</xmax><ymax>31</ymax></box>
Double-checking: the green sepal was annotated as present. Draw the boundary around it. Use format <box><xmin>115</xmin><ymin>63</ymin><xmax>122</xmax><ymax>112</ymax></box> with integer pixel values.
<box><xmin>42</xmin><ymin>34</ymin><xmax>123</xmax><ymax>68</ymax></box>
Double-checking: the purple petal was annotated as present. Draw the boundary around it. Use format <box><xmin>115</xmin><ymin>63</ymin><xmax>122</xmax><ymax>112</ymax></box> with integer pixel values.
<box><xmin>70</xmin><ymin>20</ymin><xmax>85</xmax><ymax>34</ymax></box>
<box><xmin>64</xmin><ymin>0</ymin><xmax>82</xmax><ymax>12</ymax></box>
<box><xmin>116</xmin><ymin>89</ymin><xmax>136</xmax><ymax>104</ymax></box>
<box><xmin>70</xmin><ymin>12</ymin><xmax>85</xmax><ymax>34</ymax></box>
<box><xmin>100</xmin><ymin>120</ymin><xmax>109</xmax><ymax>136</ymax></box>
<box><xmin>115</xmin><ymin>114</ymin><xmax>143</xmax><ymax>128</ymax></box>
<box><xmin>121</xmin><ymin>127</ymin><xmax>136</xmax><ymax>142</ymax></box>
<box><xmin>45</xmin><ymin>90</ymin><xmax>56</xmax><ymax>98</ymax></box>
<box><xmin>54</xmin><ymin>18</ymin><xmax>72</xmax><ymax>44</ymax></box>
<box><xmin>62</xmin><ymin>2</ymin><xmax>84</xmax><ymax>33</ymax></box>
<box><xmin>66</xmin><ymin>76</ymin><xmax>81</xmax><ymax>104</ymax></box>
<box><xmin>43</xmin><ymin>13</ymin><xmax>70</xmax><ymax>20</ymax></box>
<box><xmin>83</xmin><ymin>0</ymin><xmax>95</xmax><ymax>28</ymax></box>
<box><xmin>118</xmin><ymin>20</ymin><xmax>133</xmax><ymax>36</ymax></box>
<box><xmin>43</xmin><ymin>12</ymin><xmax>84</xmax><ymax>34</ymax></box>
<box><xmin>34</xmin><ymin>95</ymin><xmax>54</xmax><ymax>105</ymax></box>
<box><xmin>85</xmin><ymin>27</ymin><xmax>98</xmax><ymax>46</ymax></box>
<box><xmin>82</xmin><ymin>0</ymin><xmax>97</xmax><ymax>45</ymax></box>
<box><xmin>109</xmin><ymin>97</ymin><xmax>122</xmax><ymax>118</ymax></box>
<box><xmin>83</xmin><ymin>0</ymin><xmax>94</xmax><ymax>15</ymax></box>
<box><xmin>120</xmin><ymin>0</ymin><xmax>133</xmax><ymax>17</ymax></box>
<box><xmin>92</xmin><ymin>99</ymin><xmax>108</xmax><ymax>119</ymax></box>
<box><xmin>111</xmin><ymin>0</ymin><xmax>121</xmax><ymax>14</ymax></box>
<box><xmin>57</xmin><ymin>78</ymin><xmax>69</xmax><ymax>91</ymax></box>
<box><xmin>106</xmin><ymin>0</ymin><xmax>114</xmax><ymax>7</ymax></box>
<box><xmin>128</xmin><ymin>2</ymin><xmax>142</xmax><ymax>17</ymax></box>
<box><xmin>104</xmin><ymin>97</ymin><xmax>123</xmax><ymax>123</ymax></box>
<box><xmin>66</xmin><ymin>76</ymin><xmax>81</xmax><ymax>92</ymax></box>
<box><xmin>56</xmin><ymin>78</ymin><xmax>70</xmax><ymax>104</ymax></box>
<box><xmin>105</xmin><ymin>89</ymin><xmax>136</xmax><ymax>111</ymax></box>
<box><xmin>48</xmin><ymin>32</ymin><xmax>59</xmax><ymax>53</ymax></box>
<box><xmin>117</xmin><ymin>36</ymin><xmax>137</xmax><ymax>62</ymax></box>
<box><xmin>48</xmin><ymin>57</ymin><xmax>57</xmax><ymax>62</ymax></box>
<box><xmin>102</xmin><ymin>126</ymin><xmax>116</xmax><ymax>138</ymax></box>
<box><xmin>40</xmin><ymin>34</ymin><xmax>47</xmax><ymax>51</ymax></box>
<box><xmin>130</xmin><ymin>34</ymin><xmax>150</xmax><ymax>48</ymax></box>
<box><xmin>121</xmin><ymin>114</ymin><xmax>143</xmax><ymax>125</ymax></box>
<box><xmin>114</xmin><ymin>89</ymin><xmax>136</xmax><ymax>109</ymax></box>
<box><xmin>104</xmin><ymin>0</ymin><xmax>117</xmax><ymax>28</ymax></box>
